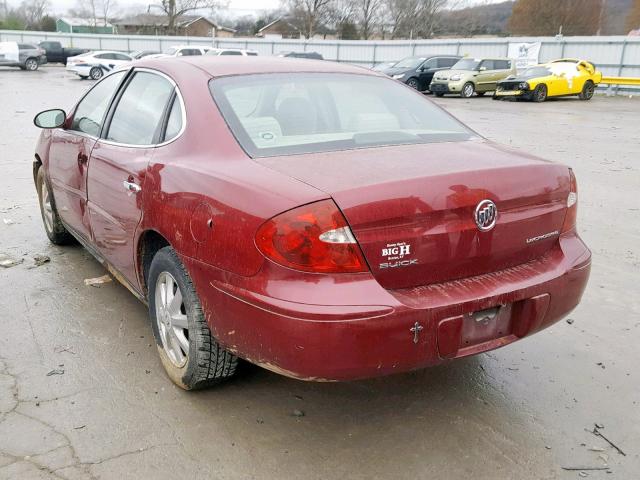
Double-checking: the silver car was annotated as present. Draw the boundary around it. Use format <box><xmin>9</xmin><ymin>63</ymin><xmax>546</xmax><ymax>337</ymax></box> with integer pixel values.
<box><xmin>0</xmin><ymin>42</ymin><xmax>47</xmax><ymax>71</ymax></box>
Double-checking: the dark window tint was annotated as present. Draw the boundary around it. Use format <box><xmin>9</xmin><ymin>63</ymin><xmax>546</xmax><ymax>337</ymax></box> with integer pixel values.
<box><xmin>438</xmin><ymin>57</ymin><xmax>458</xmax><ymax>68</ymax></box>
<box><xmin>94</xmin><ymin>53</ymin><xmax>112</xmax><ymax>59</ymax></box>
<box><xmin>113</xmin><ymin>53</ymin><xmax>131</xmax><ymax>61</ymax></box>
<box><xmin>106</xmin><ymin>72</ymin><xmax>174</xmax><ymax>145</ymax></box>
<box><xmin>220</xmin><ymin>50</ymin><xmax>243</xmax><ymax>56</ymax></box>
<box><xmin>164</xmin><ymin>97</ymin><xmax>183</xmax><ymax>141</ymax></box>
<box><xmin>247</xmin><ymin>52</ymin><xmax>258</xmax><ymax>56</ymax></box>
<box><xmin>494</xmin><ymin>60</ymin><xmax>511</xmax><ymax>70</ymax></box>
<box><xmin>18</xmin><ymin>44</ymin><xmax>36</xmax><ymax>50</ymax></box>
<box><xmin>71</xmin><ymin>71</ymin><xmax>126</xmax><ymax>137</ymax></box>
<box><xmin>178</xmin><ymin>49</ymin><xmax>201</xmax><ymax>56</ymax></box>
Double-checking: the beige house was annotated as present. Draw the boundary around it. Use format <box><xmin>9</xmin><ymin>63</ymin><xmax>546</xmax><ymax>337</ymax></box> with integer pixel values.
<box><xmin>114</xmin><ymin>14</ymin><xmax>236</xmax><ymax>37</ymax></box>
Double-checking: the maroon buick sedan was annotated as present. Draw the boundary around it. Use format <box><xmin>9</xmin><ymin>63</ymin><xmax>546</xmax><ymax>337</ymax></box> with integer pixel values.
<box><xmin>33</xmin><ymin>57</ymin><xmax>590</xmax><ymax>389</ymax></box>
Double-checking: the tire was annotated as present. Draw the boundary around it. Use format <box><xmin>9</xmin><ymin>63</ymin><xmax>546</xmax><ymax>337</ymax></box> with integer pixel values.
<box><xmin>36</xmin><ymin>166</ymin><xmax>74</xmax><ymax>245</ymax></box>
<box><xmin>79</xmin><ymin>75</ymin><xmax>88</xmax><ymax>80</ymax></box>
<box><xmin>532</xmin><ymin>84</ymin><xmax>547</xmax><ymax>102</ymax></box>
<box><xmin>461</xmin><ymin>82</ymin><xmax>475</xmax><ymax>98</ymax></box>
<box><xmin>24</xmin><ymin>58</ymin><xmax>39</xmax><ymax>71</ymax></box>
<box><xmin>89</xmin><ymin>67</ymin><xmax>103</xmax><ymax>80</ymax></box>
<box><xmin>579</xmin><ymin>80</ymin><xmax>595</xmax><ymax>100</ymax></box>
<box><xmin>148</xmin><ymin>246</ymin><xmax>238</xmax><ymax>390</ymax></box>
<box><xmin>435</xmin><ymin>92</ymin><xmax>445</xmax><ymax>97</ymax></box>
<box><xmin>406</xmin><ymin>77</ymin><xmax>420</xmax><ymax>90</ymax></box>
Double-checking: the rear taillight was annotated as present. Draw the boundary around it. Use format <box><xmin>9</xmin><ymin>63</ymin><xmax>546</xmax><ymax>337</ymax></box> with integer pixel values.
<box><xmin>255</xmin><ymin>199</ymin><xmax>368</xmax><ymax>273</ymax></box>
<box><xmin>561</xmin><ymin>169</ymin><xmax>578</xmax><ymax>233</ymax></box>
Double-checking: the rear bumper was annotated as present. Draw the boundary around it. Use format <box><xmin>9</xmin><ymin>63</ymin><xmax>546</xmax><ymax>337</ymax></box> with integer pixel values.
<box><xmin>183</xmin><ymin>232</ymin><xmax>591</xmax><ymax>381</ymax></box>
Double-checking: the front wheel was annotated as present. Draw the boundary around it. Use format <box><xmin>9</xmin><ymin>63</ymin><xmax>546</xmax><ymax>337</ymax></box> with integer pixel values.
<box><xmin>406</xmin><ymin>77</ymin><xmax>419</xmax><ymax>90</ymax></box>
<box><xmin>148</xmin><ymin>246</ymin><xmax>238</xmax><ymax>390</ymax></box>
<box><xmin>24</xmin><ymin>58</ymin><xmax>39</xmax><ymax>71</ymax></box>
<box><xmin>89</xmin><ymin>67</ymin><xmax>103</xmax><ymax>80</ymax></box>
<box><xmin>36</xmin><ymin>167</ymin><xmax>74</xmax><ymax>245</ymax></box>
<box><xmin>435</xmin><ymin>92</ymin><xmax>445</xmax><ymax>97</ymax></box>
<box><xmin>532</xmin><ymin>84</ymin><xmax>548</xmax><ymax>102</ymax></box>
<box><xmin>461</xmin><ymin>82</ymin><xmax>475</xmax><ymax>98</ymax></box>
<box><xmin>579</xmin><ymin>80</ymin><xmax>595</xmax><ymax>100</ymax></box>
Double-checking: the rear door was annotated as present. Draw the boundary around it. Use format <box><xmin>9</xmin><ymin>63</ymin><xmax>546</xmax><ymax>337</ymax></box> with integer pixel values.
<box><xmin>87</xmin><ymin>70</ymin><xmax>178</xmax><ymax>288</ymax></box>
<box><xmin>475</xmin><ymin>60</ymin><xmax>495</xmax><ymax>91</ymax></box>
<box><xmin>48</xmin><ymin>71</ymin><xmax>126</xmax><ymax>241</ymax></box>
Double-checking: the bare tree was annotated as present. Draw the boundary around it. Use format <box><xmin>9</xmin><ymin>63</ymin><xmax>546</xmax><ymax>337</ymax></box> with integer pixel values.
<box><xmin>509</xmin><ymin>0</ymin><xmax>601</xmax><ymax>36</ymax></box>
<box><xmin>382</xmin><ymin>0</ymin><xmax>448</xmax><ymax>39</ymax></box>
<box><xmin>283</xmin><ymin>0</ymin><xmax>333</xmax><ymax>39</ymax></box>
<box><xmin>358</xmin><ymin>0</ymin><xmax>384</xmax><ymax>39</ymax></box>
<box><xmin>20</xmin><ymin>0</ymin><xmax>49</xmax><ymax>28</ymax></box>
<box><xmin>154</xmin><ymin>0</ymin><xmax>223</xmax><ymax>32</ymax></box>
<box><xmin>627</xmin><ymin>0</ymin><xmax>640</xmax><ymax>32</ymax></box>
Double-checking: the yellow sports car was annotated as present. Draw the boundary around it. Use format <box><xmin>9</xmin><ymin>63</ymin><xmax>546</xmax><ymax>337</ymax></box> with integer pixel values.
<box><xmin>494</xmin><ymin>59</ymin><xmax>602</xmax><ymax>102</ymax></box>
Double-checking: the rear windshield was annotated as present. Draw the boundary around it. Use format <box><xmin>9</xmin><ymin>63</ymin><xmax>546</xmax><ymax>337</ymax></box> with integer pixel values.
<box><xmin>393</xmin><ymin>57</ymin><xmax>425</xmax><ymax>69</ymax></box>
<box><xmin>209</xmin><ymin>73</ymin><xmax>474</xmax><ymax>158</ymax></box>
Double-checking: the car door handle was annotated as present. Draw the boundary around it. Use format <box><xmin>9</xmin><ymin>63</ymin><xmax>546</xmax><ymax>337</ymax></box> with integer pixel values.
<box><xmin>123</xmin><ymin>180</ymin><xmax>141</xmax><ymax>193</ymax></box>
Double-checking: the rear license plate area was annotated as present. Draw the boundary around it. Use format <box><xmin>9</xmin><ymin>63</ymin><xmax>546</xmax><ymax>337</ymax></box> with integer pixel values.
<box><xmin>460</xmin><ymin>304</ymin><xmax>513</xmax><ymax>348</ymax></box>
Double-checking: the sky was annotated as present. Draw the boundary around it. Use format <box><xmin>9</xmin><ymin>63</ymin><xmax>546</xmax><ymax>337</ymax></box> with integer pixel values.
<box><xmin>9</xmin><ymin>0</ymin><xmax>498</xmax><ymax>17</ymax></box>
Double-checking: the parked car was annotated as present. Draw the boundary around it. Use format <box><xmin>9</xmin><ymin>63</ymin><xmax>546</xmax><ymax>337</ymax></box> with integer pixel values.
<box><xmin>429</xmin><ymin>57</ymin><xmax>516</xmax><ymax>98</ymax></box>
<box><xmin>206</xmin><ymin>48</ymin><xmax>258</xmax><ymax>56</ymax></box>
<box><xmin>278</xmin><ymin>51</ymin><xmax>323</xmax><ymax>60</ymax></box>
<box><xmin>0</xmin><ymin>42</ymin><xmax>47</xmax><ymax>71</ymax></box>
<box><xmin>371</xmin><ymin>61</ymin><xmax>396</xmax><ymax>72</ymax></box>
<box><xmin>66</xmin><ymin>51</ymin><xmax>133</xmax><ymax>80</ymax></box>
<box><xmin>161</xmin><ymin>45</ymin><xmax>213</xmax><ymax>57</ymax></box>
<box><xmin>38</xmin><ymin>41</ymin><xmax>89</xmax><ymax>64</ymax></box>
<box><xmin>32</xmin><ymin>57</ymin><xmax>590</xmax><ymax>389</ymax></box>
<box><xmin>494</xmin><ymin>59</ymin><xmax>602</xmax><ymax>102</ymax></box>
<box><xmin>130</xmin><ymin>50</ymin><xmax>161</xmax><ymax>60</ymax></box>
<box><xmin>382</xmin><ymin>55</ymin><xmax>461</xmax><ymax>91</ymax></box>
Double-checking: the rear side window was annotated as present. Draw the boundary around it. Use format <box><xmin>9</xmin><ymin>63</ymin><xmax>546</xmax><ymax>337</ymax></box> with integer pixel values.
<box><xmin>71</xmin><ymin>71</ymin><xmax>126</xmax><ymax>137</ymax></box>
<box><xmin>106</xmin><ymin>72</ymin><xmax>174</xmax><ymax>145</ymax></box>
<box><xmin>18</xmin><ymin>44</ymin><xmax>35</xmax><ymax>50</ymax></box>
<box><xmin>163</xmin><ymin>96</ymin><xmax>183</xmax><ymax>142</ymax></box>
<box><xmin>220</xmin><ymin>50</ymin><xmax>242</xmax><ymax>56</ymax></box>
<box><xmin>494</xmin><ymin>60</ymin><xmax>511</xmax><ymax>70</ymax></box>
<box><xmin>480</xmin><ymin>60</ymin><xmax>494</xmax><ymax>70</ymax></box>
<box><xmin>113</xmin><ymin>53</ymin><xmax>131</xmax><ymax>61</ymax></box>
<box><xmin>247</xmin><ymin>52</ymin><xmax>258</xmax><ymax>56</ymax></box>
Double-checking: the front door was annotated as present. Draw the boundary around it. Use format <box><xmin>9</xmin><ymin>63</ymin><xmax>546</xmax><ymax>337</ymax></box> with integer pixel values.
<box><xmin>47</xmin><ymin>71</ymin><xmax>127</xmax><ymax>241</ymax></box>
<box><xmin>87</xmin><ymin>70</ymin><xmax>176</xmax><ymax>290</ymax></box>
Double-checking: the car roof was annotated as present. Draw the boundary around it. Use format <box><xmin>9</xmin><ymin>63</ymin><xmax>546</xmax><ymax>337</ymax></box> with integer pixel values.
<box><xmin>136</xmin><ymin>56</ymin><xmax>376</xmax><ymax>79</ymax></box>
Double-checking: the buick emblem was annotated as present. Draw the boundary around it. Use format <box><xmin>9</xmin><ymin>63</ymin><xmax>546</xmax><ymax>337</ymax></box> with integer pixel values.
<box><xmin>474</xmin><ymin>199</ymin><xmax>497</xmax><ymax>231</ymax></box>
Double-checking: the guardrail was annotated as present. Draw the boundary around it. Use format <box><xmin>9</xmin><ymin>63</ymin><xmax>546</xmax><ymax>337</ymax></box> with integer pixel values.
<box><xmin>601</xmin><ymin>76</ymin><xmax>640</xmax><ymax>86</ymax></box>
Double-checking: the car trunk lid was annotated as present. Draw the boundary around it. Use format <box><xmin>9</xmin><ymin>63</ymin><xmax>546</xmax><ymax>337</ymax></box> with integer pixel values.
<box><xmin>256</xmin><ymin>140</ymin><xmax>570</xmax><ymax>289</ymax></box>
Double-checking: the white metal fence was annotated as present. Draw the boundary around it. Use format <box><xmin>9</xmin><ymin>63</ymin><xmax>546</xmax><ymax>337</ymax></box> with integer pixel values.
<box><xmin>2</xmin><ymin>29</ymin><xmax>639</xmax><ymax>84</ymax></box>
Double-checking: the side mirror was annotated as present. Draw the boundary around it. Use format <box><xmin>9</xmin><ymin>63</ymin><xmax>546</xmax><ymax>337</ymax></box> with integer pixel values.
<box><xmin>478</xmin><ymin>66</ymin><xmax>487</xmax><ymax>71</ymax></box>
<box><xmin>34</xmin><ymin>109</ymin><xmax>66</xmax><ymax>129</ymax></box>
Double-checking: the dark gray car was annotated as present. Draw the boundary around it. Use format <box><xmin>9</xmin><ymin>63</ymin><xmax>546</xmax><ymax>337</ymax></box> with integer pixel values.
<box><xmin>0</xmin><ymin>42</ymin><xmax>47</xmax><ymax>71</ymax></box>
<box><xmin>382</xmin><ymin>55</ymin><xmax>461</xmax><ymax>91</ymax></box>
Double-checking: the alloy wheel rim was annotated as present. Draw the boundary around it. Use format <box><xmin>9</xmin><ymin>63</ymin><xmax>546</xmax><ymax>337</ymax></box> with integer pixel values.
<box><xmin>40</xmin><ymin>180</ymin><xmax>54</xmax><ymax>233</ymax></box>
<box><xmin>155</xmin><ymin>271</ymin><xmax>189</xmax><ymax>368</ymax></box>
<box><xmin>26</xmin><ymin>59</ymin><xmax>37</xmax><ymax>70</ymax></box>
<box><xmin>91</xmin><ymin>69</ymin><xmax>102</xmax><ymax>79</ymax></box>
<box><xmin>537</xmin><ymin>87</ymin><xmax>546</xmax><ymax>101</ymax></box>
<box><xmin>464</xmin><ymin>84</ymin><xmax>473</xmax><ymax>97</ymax></box>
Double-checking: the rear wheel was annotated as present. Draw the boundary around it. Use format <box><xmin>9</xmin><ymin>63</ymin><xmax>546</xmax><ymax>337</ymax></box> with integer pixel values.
<box><xmin>435</xmin><ymin>92</ymin><xmax>445</xmax><ymax>97</ymax></box>
<box><xmin>89</xmin><ymin>67</ymin><xmax>103</xmax><ymax>80</ymax></box>
<box><xmin>406</xmin><ymin>77</ymin><xmax>419</xmax><ymax>90</ymax></box>
<box><xmin>36</xmin><ymin>167</ymin><xmax>74</xmax><ymax>245</ymax></box>
<box><xmin>24</xmin><ymin>58</ymin><xmax>39</xmax><ymax>71</ymax></box>
<box><xmin>532</xmin><ymin>84</ymin><xmax>547</xmax><ymax>102</ymax></box>
<box><xmin>579</xmin><ymin>80</ymin><xmax>595</xmax><ymax>100</ymax></box>
<box><xmin>476</xmin><ymin>91</ymin><xmax>486</xmax><ymax>97</ymax></box>
<box><xmin>148</xmin><ymin>246</ymin><xmax>238</xmax><ymax>390</ymax></box>
<box><xmin>461</xmin><ymin>82</ymin><xmax>475</xmax><ymax>98</ymax></box>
